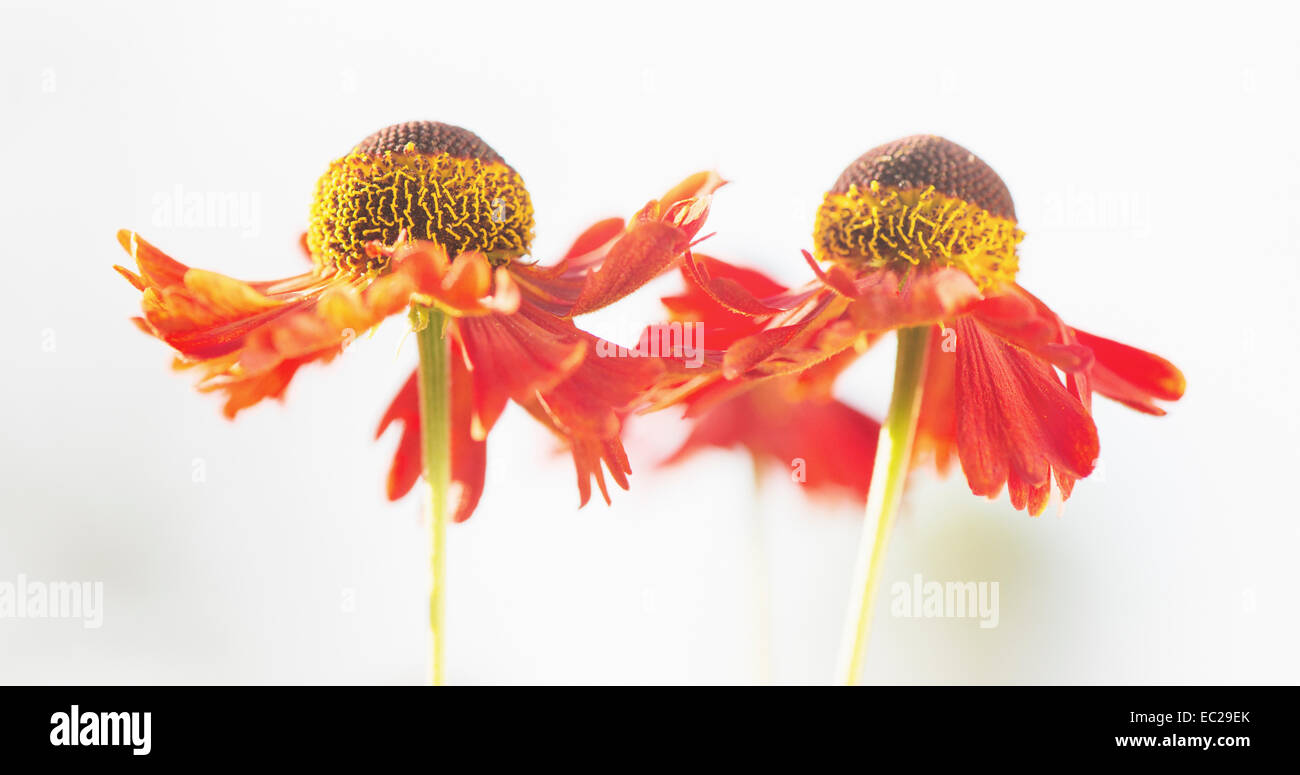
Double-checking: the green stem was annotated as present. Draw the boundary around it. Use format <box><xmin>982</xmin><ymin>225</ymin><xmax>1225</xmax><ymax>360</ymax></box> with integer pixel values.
<box><xmin>835</xmin><ymin>325</ymin><xmax>931</xmax><ymax>685</ymax></box>
<box><xmin>412</xmin><ymin>304</ymin><xmax>451</xmax><ymax>686</ymax></box>
<box><xmin>750</xmin><ymin>459</ymin><xmax>772</xmax><ymax>685</ymax></box>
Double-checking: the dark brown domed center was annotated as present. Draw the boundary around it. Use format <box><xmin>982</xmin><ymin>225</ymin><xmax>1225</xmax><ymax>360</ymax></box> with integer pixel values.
<box><xmin>355</xmin><ymin>120</ymin><xmax>507</xmax><ymax>165</ymax></box>
<box><xmin>830</xmin><ymin>135</ymin><xmax>1015</xmax><ymax>220</ymax></box>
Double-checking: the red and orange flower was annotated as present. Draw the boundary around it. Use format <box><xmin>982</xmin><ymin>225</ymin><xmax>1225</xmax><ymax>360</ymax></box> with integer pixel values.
<box><xmin>653</xmin><ymin>135</ymin><xmax>1185</xmax><ymax>515</ymax></box>
<box><xmin>116</xmin><ymin>120</ymin><xmax>722</xmax><ymax>521</ymax></box>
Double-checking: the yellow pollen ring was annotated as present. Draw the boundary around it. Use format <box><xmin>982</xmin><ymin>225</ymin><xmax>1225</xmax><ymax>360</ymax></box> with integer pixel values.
<box><xmin>306</xmin><ymin>145</ymin><xmax>534</xmax><ymax>278</ymax></box>
<box><xmin>813</xmin><ymin>181</ymin><xmax>1022</xmax><ymax>290</ymax></box>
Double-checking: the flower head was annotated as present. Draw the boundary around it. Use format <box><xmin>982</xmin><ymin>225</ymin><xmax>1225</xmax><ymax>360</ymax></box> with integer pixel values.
<box><xmin>813</xmin><ymin>135</ymin><xmax>1021</xmax><ymax>291</ymax></box>
<box><xmin>652</xmin><ymin>135</ymin><xmax>1184</xmax><ymax>515</ymax></box>
<box><xmin>307</xmin><ymin>121</ymin><xmax>534</xmax><ymax>276</ymax></box>
<box><xmin>116</xmin><ymin>120</ymin><xmax>722</xmax><ymax>520</ymax></box>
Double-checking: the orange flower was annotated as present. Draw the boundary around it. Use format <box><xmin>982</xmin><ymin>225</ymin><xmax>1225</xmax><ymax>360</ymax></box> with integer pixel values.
<box><xmin>654</xmin><ymin>135</ymin><xmax>1184</xmax><ymax>515</ymax></box>
<box><xmin>116</xmin><ymin>121</ymin><xmax>722</xmax><ymax>521</ymax></box>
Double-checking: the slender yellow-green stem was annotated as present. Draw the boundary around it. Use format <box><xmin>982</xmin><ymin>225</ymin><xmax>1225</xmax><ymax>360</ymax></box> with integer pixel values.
<box><xmin>835</xmin><ymin>325</ymin><xmax>931</xmax><ymax>685</ymax></box>
<box><xmin>412</xmin><ymin>304</ymin><xmax>450</xmax><ymax>686</ymax></box>
<box><xmin>750</xmin><ymin>459</ymin><xmax>772</xmax><ymax>685</ymax></box>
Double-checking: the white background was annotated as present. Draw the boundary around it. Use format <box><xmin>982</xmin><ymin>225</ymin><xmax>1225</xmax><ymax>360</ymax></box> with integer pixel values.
<box><xmin>1</xmin><ymin>0</ymin><xmax>1297</xmax><ymax>684</ymax></box>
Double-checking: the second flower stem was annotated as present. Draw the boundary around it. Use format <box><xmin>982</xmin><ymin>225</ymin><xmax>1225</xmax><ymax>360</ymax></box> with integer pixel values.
<box><xmin>413</xmin><ymin>304</ymin><xmax>451</xmax><ymax>686</ymax></box>
<box><xmin>835</xmin><ymin>325</ymin><xmax>931</xmax><ymax>685</ymax></box>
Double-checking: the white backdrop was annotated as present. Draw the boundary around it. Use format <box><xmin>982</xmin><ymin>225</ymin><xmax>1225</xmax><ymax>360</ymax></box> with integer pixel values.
<box><xmin>1</xmin><ymin>0</ymin><xmax>1297</xmax><ymax>684</ymax></box>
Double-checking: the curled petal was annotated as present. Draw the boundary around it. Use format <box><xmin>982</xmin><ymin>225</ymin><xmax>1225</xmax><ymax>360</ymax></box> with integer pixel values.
<box><xmin>567</xmin><ymin>172</ymin><xmax>725</xmax><ymax>316</ymax></box>
<box><xmin>115</xmin><ymin>229</ymin><xmax>191</xmax><ymax>289</ymax></box>
<box><xmin>662</xmin><ymin>254</ymin><xmax>786</xmax><ymax>347</ymax></box>
<box><xmin>510</xmin><ymin>172</ymin><xmax>725</xmax><ymax>317</ymax></box>
<box><xmin>954</xmin><ymin>316</ymin><xmax>1099</xmax><ymax>515</ymax></box>
<box><xmin>1072</xmin><ymin>328</ymin><xmax>1186</xmax><ymax>415</ymax></box>
<box><xmin>677</xmin><ymin>252</ymin><xmax>804</xmax><ymax>319</ymax></box>
<box><xmin>801</xmin><ymin>250</ymin><xmax>860</xmax><ymax>298</ymax></box>
<box><xmin>651</xmin><ymin>170</ymin><xmax>726</xmax><ymax>233</ymax></box>
<box><xmin>568</xmin><ymin>220</ymin><xmax>691</xmax><ymax>316</ymax></box>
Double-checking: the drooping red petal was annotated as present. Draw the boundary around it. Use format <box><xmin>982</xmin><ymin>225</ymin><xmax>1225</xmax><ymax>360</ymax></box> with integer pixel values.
<box><xmin>375</xmin><ymin>286</ymin><xmax>657</xmax><ymax>519</ymax></box>
<box><xmin>377</xmin><ymin>370</ymin><xmax>423</xmax><ymax>502</ymax></box>
<box><xmin>675</xmin><ymin>251</ymin><xmax>808</xmax><ymax>319</ymax></box>
<box><xmin>445</xmin><ymin>342</ymin><xmax>488</xmax><ymax>523</ymax></box>
<box><xmin>985</xmin><ymin>285</ymin><xmax>1104</xmax><ymax>408</ymax></box>
<box><xmin>456</xmin><ymin>305</ymin><xmax>589</xmax><ymax>421</ymax></box>
<box><xmin>954</xmin><ymin>316</ymin><xmax>1099</xmax><ymax>515</ymax></box>
<box><xmin>521</xmin><ymin>330</ymin><xmax>663</xmax><ymax>507</ymax></box>
<box><xmin>913</xmin><ymin>324</ymin><xmax>958</xmax><ymax>474</ymax></box>
<box><xmin>970</xmin><ymin>289</ymin><xmax>1094</xmax><ymax>373</ymax></box>
<box><xmin>662</xmin><ymin>378</ymin><xmax>881</xmax><ymax>503</ymax></box>
<box><xmin>1071</xmin><ymin>328</ymin><xmax>1186</xmax><ymax>415</ymax></box>
<box><xmin>375</xmin><ymin>341</ymin><xmax>487</xmax><ymax>522</ymax></box>
<box><xmin>453</xmin><ymin>294</ymin><xmax>663</xmax><ymax>509</ymax></box>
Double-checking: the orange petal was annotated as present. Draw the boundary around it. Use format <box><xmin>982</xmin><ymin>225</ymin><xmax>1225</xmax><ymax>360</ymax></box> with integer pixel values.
<box><xmin>116</xmin><ymin>231</ymin><xmax>427</xmax><ymax>416</ymax></box>
<box><xmin>954</xmin><ymin>316</ymin><xmax>1099</xmax><ymax>514</ymax></box>
<box><xmin>568</xmin><ymin>220</ymin><xmax>691</xmax><ymax>316</ymax></box>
